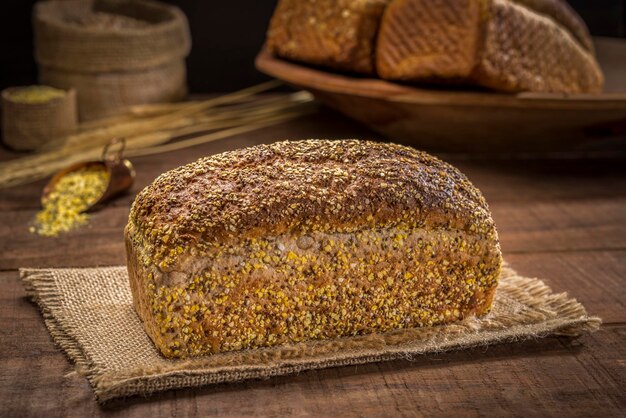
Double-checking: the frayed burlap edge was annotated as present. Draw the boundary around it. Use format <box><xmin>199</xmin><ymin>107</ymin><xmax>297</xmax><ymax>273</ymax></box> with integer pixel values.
<box><xmin>21</xmin><ymin>265</ymin><xmax>601</xmax><ymax>403</ymax></box>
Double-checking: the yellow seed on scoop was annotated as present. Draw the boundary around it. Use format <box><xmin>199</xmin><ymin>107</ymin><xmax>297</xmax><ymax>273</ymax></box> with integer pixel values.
<box><xmin>30</xmin><ymin>165</ymin><xmax>109</xmax><ymax>237</ymax></box>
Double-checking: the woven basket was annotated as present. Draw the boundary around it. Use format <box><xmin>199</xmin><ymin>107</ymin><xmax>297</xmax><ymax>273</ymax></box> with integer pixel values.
<box><xmin>1</xmin><ymin>87</ymin><xmax>78</xmax><ymax>151</ymax></box>
<box><xmin>34</xmin><ymin>0</ymin><xmax>191</xmax><ymax>121</ymax></box>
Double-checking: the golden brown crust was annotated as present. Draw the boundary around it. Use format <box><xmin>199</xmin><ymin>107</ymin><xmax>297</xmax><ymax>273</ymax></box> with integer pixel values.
<box><xmin>376</xmin><ymin>0</ymin><xmax>482</xmax><ymax>80</ymax></box>
<box><xmin>129</xmin><ymin>140</ymin><xmax>494</xmax><ymax>268</ymax></box>
<box><xmin>266</xmin><ymin>0</ymin><xmax>389</xmax><ymax>74</ymax></box>
<box><xmin>268</xmin><ymin>0</ymin><xmax>603</xmax><ymax>93</ymax></box>
<box><xmin>376</xmin><ymin>0</ymin><xmax>603</xmax><ymax>93</ymax></box>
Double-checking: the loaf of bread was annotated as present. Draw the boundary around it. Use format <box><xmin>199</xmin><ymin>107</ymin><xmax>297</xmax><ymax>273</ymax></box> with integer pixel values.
<box><xmin>266</xmin><ymin>0</ymin><xmax>389</xmax><ymax>74</ymax></box>
<box><xmin>126</xmin><ymin>140</ymin><xmax>502</xmax><ymax>358</ymax></box>
<box><xmin>376</xmin><ymin>0</ymin><xmax>603</xmax><ymax>93</ymax></box>
<box><xmin>267</xmin><ymin>0</ymin><xmax>603</xmax><ymax>93</ymax></box>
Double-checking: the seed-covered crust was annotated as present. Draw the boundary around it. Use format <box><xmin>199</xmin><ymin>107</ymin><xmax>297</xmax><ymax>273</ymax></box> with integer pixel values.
<box><xmin>129</xmin><ymin>140</ymin><xmax>494</xmax><ymax>267</ymax></box>
<box><xmin>127</xmin><ymin>140</ymin><xmax>502</xmax><ymax>358</ymax></box>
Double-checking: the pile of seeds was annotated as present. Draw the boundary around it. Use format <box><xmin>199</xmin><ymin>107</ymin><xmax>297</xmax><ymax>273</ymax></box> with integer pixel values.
<box><xmin>7</xmin><ymin>86</ymin><xmax>66</xmax><ymax>104</ymax></box>
<box><xmin>30</xmin><ymin>165</ymin><xmax>109</xmax><ymax>237</ymax></box>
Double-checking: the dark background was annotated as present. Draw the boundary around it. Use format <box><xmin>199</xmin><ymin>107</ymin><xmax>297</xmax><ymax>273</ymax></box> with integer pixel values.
<box><xmin>1</xmin><ymin>0</ymin><xmax>625</xmax><ymax>92</ymax></box>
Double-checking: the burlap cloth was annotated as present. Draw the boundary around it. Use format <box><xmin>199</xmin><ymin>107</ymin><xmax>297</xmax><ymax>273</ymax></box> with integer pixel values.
<box><xmin>21</xmin><ymin>264</ymin><xmax>600</xmax><ymax>403</ymax></box>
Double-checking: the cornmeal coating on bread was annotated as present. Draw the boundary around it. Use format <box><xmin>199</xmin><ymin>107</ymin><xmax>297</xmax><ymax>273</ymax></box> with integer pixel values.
<box><xmin>266</xmin><ymin>0</ymin><xmax>389</xmax><ymax>74</ymax></box>
<box><xmin>126</xmin><ymin>140</ymin><xmax>502</xmax><ymax>358</ymax></box>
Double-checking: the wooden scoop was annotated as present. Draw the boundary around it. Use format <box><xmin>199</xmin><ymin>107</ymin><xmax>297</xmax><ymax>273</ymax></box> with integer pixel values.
<box><xmin>42</xmin><ymin>138</ymin><xmax>135</xmax><ymax>212</ymax></box>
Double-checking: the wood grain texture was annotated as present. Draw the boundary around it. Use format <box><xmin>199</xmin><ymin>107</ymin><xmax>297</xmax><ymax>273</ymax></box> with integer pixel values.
<box><xmin>255</xmin><ymin>37</ymin><xmax>626</xmax><ymax>152</ymax></box>
<box><xmin>0</xmin><ymin>101</ymin><xmax>625</xmax><ymax>416</ymax></box>
<box><xmin>0</xmin><ymin>269</ymin><xmax>624</xmax><ymax>417</ymax></box>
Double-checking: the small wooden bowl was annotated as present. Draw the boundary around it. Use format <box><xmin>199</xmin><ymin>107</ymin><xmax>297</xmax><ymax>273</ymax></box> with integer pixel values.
<box><xmin>255</xmin><ymin>38</ymin><xmax>626</xmax><ymax>153</ymax></box>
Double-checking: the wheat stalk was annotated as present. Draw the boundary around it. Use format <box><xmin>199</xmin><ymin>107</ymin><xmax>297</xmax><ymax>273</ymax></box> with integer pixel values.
<box><xmin>0</xmin><ymin>84</ymin><xmax>315</xmax><ymax>188</ymax></box>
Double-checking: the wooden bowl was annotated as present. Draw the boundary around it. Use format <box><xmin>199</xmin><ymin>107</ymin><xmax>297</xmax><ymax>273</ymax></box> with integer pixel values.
<box><xmin>255</xmin><ymin>38</ymin><xmax>626</xmax><ymax>152</ymax></box>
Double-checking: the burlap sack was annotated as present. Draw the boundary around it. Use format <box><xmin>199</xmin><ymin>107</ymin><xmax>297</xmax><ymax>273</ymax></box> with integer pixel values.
<box><xmin>1</xmin><ymin>87</ymin><xmax>78</xmax><ymax>151</ymax></box>
<box><xmin>40</xmin><ymin>61</ymin><xmax>187</xmax><ymax>121</ymax></box>
<box><xmin>21</xmin><ymin>265</ymin><xmax>600</xmax><ymax>404</ymax></box>
<box><xmin>33</xmin><ymin>0</ymin><xmax>191</xmax><ymax>121</ymax></box>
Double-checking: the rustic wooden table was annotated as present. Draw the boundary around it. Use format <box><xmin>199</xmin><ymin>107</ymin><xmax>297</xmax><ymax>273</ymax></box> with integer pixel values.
<box><xmin>0</xmin><ymin>107</ymin><xmax>625</xmax><ymax>417</ymax></box>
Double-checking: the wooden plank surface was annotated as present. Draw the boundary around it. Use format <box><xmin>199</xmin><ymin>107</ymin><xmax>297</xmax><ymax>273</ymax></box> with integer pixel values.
<box><xmin>0</xmin><ymin>105</ymin><xmax>625</xmax><ymax>417</ymax></box>
<box><xmin>0</xmin><ymin>267</ymin><xmax>624</xmax><ymax>417</ymax></box>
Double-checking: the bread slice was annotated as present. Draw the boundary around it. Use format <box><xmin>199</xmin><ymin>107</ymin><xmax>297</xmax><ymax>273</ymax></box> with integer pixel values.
<box><xmin>126</xmin><ymin>140</ymin><xmax>502</xmax><ymax>358</ymax></box>
<box><xmin>376</xmin><ymin>0</ymin><xmax>603</xmax><ymax>93</ymax></box>
<box><xmin>266</xmin><ymin>0</ymin><xmax>390</xmax><ymax>74</ymax></box>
